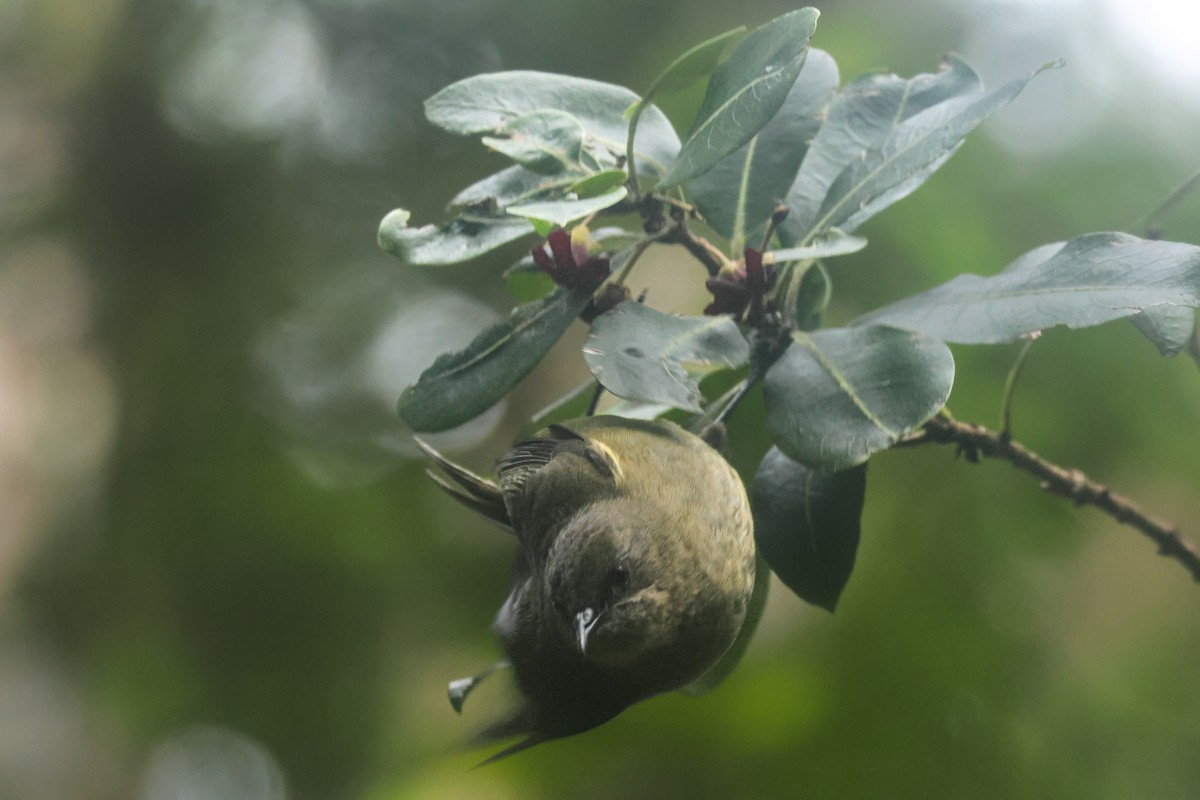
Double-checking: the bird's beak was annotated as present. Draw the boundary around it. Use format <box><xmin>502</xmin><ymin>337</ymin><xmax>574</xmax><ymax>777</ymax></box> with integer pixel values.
<box><xmin>574</xmin><ymin>607</ymin><xmax>598</xmax><ymax>654</ymax></box>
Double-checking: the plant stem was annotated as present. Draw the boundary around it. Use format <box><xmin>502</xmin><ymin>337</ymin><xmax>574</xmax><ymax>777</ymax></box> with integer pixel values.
<box><xmin>656</xmin><ymin>221</ymin><xmax>731</xmax><ymax>276</ymax></box>
<box><xmin>611</xmin><ymin>237</ymin><xmax>654</xmax><ymax>286</ymax></box>
<box><xmin>999</xmin><ymin>335</ymin><xmax>1038</xmax><ymax>440</ymax></box>
<box><xmin>902</xmin><ymin>415</ymin><xmax>1200</xmax><ymax>583</ymax></box>
<box><xmin>625</xmin><ymin>102</ymin><xmax>644</xmax><ymax>199</ymax></box>
<box><xmin>1137</xmin><ymin>166</ymin><xmax>1200</xmax><ymax>239</ymax></box>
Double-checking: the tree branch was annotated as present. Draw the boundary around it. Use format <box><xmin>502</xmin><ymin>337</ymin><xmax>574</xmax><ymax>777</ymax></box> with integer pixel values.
<box><xmin>902</xmin><ymin>415</ymin><xmax>1200</xmax><ymax>583</ymax></box>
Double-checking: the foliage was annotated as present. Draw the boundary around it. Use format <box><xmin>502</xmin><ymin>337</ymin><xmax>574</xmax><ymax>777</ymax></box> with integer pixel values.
<box><xmin>382</xmin><ymin>8</ymin><xmax>1200</xmax><ymax>703</ymax></box>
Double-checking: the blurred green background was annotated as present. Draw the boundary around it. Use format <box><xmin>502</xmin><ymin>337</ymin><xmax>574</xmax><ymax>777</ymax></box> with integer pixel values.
<box><xmin>3</xmin><ymin>0</ymin><xmax>1199</xmax><ymax>797</ymax></box>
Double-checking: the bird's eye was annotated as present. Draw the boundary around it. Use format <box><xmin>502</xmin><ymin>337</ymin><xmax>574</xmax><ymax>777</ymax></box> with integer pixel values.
<box><xmin>607</xmin><ymin>564</ymin><xmax>630</xmax><ymax>597</ymax></box>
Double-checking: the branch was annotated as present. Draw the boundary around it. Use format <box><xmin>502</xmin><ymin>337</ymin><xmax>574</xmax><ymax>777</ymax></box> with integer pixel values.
<box><xmin>656</xmin><ymin>223</ymin><xmax>731</xmax><ymax>276</ymax></box>
<box><xmin>902</xmin><ymin>415</ymin><xmax>1200</xmax><ymax>583</ymax></box>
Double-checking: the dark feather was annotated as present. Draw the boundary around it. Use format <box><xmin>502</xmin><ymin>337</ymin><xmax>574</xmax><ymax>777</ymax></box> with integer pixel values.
<box><xmin>415</xmin><ymin>438</ymin><xmax>511</xmax><ymax>530</ymax></box>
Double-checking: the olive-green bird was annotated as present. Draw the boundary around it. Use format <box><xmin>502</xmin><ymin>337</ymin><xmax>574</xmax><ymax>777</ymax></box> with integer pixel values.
<box><xmin>419</xmin><ymin>415</ymin><xmax>756</xmax><ymax>762</ymax></box>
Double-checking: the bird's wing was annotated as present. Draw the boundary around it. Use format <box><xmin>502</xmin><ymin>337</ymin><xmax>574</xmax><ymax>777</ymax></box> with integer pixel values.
<box><xmin>495</xmin><ymin>424</ymin><xmax>592</xmax><ymax>502</ymax></box>
<box><xmin>415</xmin><ymin>438</ymin><xmax>512</xmax><ymax>531</ymax></box>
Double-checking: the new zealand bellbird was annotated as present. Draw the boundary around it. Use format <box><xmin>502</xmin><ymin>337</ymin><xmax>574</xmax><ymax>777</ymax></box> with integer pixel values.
<box><xmin>420</xmin><ymin>415</ymin><xmax>756</xmax><ymax>761</ymax></box>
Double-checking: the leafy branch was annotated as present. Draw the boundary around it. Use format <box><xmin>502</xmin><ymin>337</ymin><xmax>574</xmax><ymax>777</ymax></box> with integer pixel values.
<box><xmin>382</xmin><ymin>6</ymin><xmax>1200</xmax><ymax>622</ymax></box>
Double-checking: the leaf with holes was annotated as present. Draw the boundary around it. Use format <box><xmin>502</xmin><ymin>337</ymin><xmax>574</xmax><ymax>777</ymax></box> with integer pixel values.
<box><xmin>481</xmin><ymin>110</ymin><xmax>586</xmax><ymax>175</ymax></box>
<box><xmin>764</xmin><ymin>326</ymin><xmax>954</xmax><ymax>471</ymax></box>
<box><xmin>584</xmin><ymin>302</ymin><xmax>750</xmax><ymax>412</ymax></box>
<box><xmin>752</xmin><ymin>447</ymin><xmax>866</xmax><ymax>611</ymax></box>
<box><xmin>378</xmin><ymin>208</ymin><xmax>534</xmax><ymax>266</ymax></box>
<box><xmin>425</xmin><ymin>71</ymin><xmax>680</xmax><ymax>181</ymax></box>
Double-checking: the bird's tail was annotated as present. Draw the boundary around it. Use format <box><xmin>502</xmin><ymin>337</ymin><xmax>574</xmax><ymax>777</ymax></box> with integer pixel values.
<box><xmin>469</xmin><ymin>707</ymin><xmax>548</xmax><ymax>767</ymax></box>
<box><xmin>415</xmin><ymin>438</ymin><xmax>512</xmax><ymax>531</ymax></box>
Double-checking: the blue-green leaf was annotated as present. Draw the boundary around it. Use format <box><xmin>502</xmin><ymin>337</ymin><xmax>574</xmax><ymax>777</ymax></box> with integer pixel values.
<box><xmin>752</xmin><ymin>448</ymin><xmax>866</xmax><ymax>611</ymax></box>
<box><xmin>768</xmin><ymin>228</ymin><xmax>867</xmax><ymax>262</ymax></box>
<box><xmin>781</xmin><ymin>56</ymin><xmax>984</xmax><ymax>245</ymax></box>
<box><xmin>398</xmin><ymin>288</ymin><xmax>593</xmax><ymax>431</ymax></box>
<box><xmin>856</xmin><ymin>233</ymin><xmax>1200</xmax><ymax>345</ymax></box>
<box><xmin>425</xmin><ymin>71</ymin><xmax>680</xmax><ymax>181</ymax></box>
<box><xmin>570</xmin><ymin>170</ymin><xmax>629</xmax><ymax>198</ymax></box>
<box><xmin>378</xmin><ymin>208</ymin><xmax>533</xmax><ymax>266</ymax></box>
<box><xmin>480</xmin><ymin>110</ymin><xmax>585</xmax><ymax>175</ymax></box>
<box><xmin>584</xmin><ymin>302</ymin><xmax>750</xmax><ymax>412</ymax></box>
<box><xmin>506</xmin><ymin>187</ymin><xmax>628</xmax><ymax>229</ymax></box>
<box><xmin>645</xmin><ymin>25</ymin><xmax>746</xmax><ymax>100</ymax></box>
<box><xmin>1130</xmin><ymin>306</ymin><xmax>1196</xmax><ymax>357</ymax></box>
<box><xmin>451</xmin><ymin>165</ymin><xmax>581</xmax><ymax>209</ymax></box>
<box><xmin>658</xmin><ymin>8</ymin><xmax>820</xmax><ymax>188</ymax></box>
<box><xmin>690</xmin><ymin>48</ymin><xmax>839</xmax><ymax>244</ymax></box>
<box><xmin>810</xmin><ymin>61</ymin><xmax>1056</xmax><ymax>237</ymax></box>
<box><xmin>764</xmin><ymin>326</ymin><xmax>955</xmax><ymax>471</ymax></box>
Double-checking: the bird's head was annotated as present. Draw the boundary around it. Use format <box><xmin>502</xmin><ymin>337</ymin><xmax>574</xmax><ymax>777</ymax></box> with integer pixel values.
<box><xmin>542</xmin><ymin>499</ymin><xmax>683</xmax><ymax>670</ymax></box>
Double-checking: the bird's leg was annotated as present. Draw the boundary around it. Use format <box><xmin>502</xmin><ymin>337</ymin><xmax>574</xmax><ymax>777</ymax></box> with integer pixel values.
<box><xmin>448</xmin><ymin>661</ymin><xmax>510</xmax><ymax>714</ymax></box>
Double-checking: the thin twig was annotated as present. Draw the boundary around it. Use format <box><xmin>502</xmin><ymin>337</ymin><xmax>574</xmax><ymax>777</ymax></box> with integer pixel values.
<box><xmin>585</xmin><ymin>382</ymin><xmax>605</xmax><ymax>417</ymax></box>
<box><xmin>610</xmin><ymin>237</ymin><xmax>654</xmax><ymax>287</ymax></box>
<box><xmin>902</xmin><ymin>415</ymin><xmax>1200</xmax><ymax>583</ymax></box>
<box><xmin>656</xmin><ymin>222</ymin><xmax>732</xmax><ymax>276</ymax></box>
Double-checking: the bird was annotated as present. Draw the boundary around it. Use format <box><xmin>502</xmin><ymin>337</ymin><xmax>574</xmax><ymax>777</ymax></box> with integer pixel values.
<box><xmin>418</xmin><ymin>415</ymin><xmax>756</xmax><ymax>763</ymax></box>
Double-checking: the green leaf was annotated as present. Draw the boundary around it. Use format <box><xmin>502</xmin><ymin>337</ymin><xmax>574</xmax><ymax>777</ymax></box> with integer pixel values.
<box><xmin>528</xmin><ymin>381</ymin><xmax>598</xmax><ymax>431</ymax></box>
<box><xmin>856</xmin><ymin>233</ymin><xmax>1200</xmax><ymax>345</ymax></box>
<box><xmin>569</xmin><ymin>169</ymin><xmax>629</xmax><ymax>198</ymax></box>
<box><xmin>689</xmin><ymin>48</ymin><xmax>839</xmax><ymax>243</ymax></box>
<box><xmin>781</xmin><ymin>56</ymin><xmax>984</xmax><ymax>245</ymax></box>
<box><xmin>682</xmin><ymin>553</ymin><xmax>769</xmax><ymax>695</ymax></box>
<box><xmin>658</xmin><ymin>8</ymin><xmax>820</xmax><ymax>188</ymax></box>
<box><xmin>506</xmin><ymin>186</ymin><xmax>628</xmax><ymax>229</ymax></box>
<box><xmin>809</xmin><ymin>61</ymin><xmax>1056</xmax><ymax>237</ymax></box>
<box><xmin>764</xmin><ymin>326</ymin><xmax>955</xmax><ymax>471</ymax></box>
<box><xmin>451</xmin><ymin>165</ymin><xmax>581</xmax><ymax>208</ymax></box>
<box><xmin>425</xmin><ymin>71</ymin><xmax>680</xmax><ymax>181</ymax></box>
<box><xmin>602</xmin><ymin>398</ymin><xmax>679</xmax><ymax>421</ymax></box>
<box><xmin>378</xmin><ymin>208</ymin><xmax>533</xmax><ymax>266</ymax></box>
<box><xmin>504</xmin><ymin>268</ymin><xmax>557</xmax><ymax>303</ymax></box>
<box><xmin>768</xmin><ymin>228</ymin><xmax>867</xmax><ymax>262</ymax></box>
<box><xmin>752</xmin><ymin>448</ymin><xmax>866</xmax><ymax>611</ymax></box>
<box><xmin>398</xmin><ymin>287</ymin><xmax>593</xmax><ymax>431</ymax></box>
<box><xmin>646</xmin><ymin>25</ymin><xmax>746</xmax><ymax>99</ymax></box>
<box><xmin>1131</xmin><ymin>306</ymin><xmax>1197</xmax><ymax>357</ymax></box>
<box><xmin>380</xmin><ymin>166</ymin><xmax>593</xmax><ymax>267</ymax></box>
<box><xmin>584</xmin><ymin>302</ymin><xmax>750</xmax><ymax>412</ymax></box>
<box><xmin>791</xmin><ymin>261</ymin><xmax>831</xmax><ymax>331</ymax></box>
<box><xmin>480</xmin><ymin>110</ymin><xmax>585</xmax><ymax>175</ymax></box>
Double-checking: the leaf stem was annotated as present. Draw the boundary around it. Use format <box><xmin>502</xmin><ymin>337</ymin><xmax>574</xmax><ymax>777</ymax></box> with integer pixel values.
<box><xmin>902</xmin><ymin>415</ymin><xmax>1200</xmax><ymax>584</ymax></box>
<box><xmin>625</xmin><ymin>101</ymin><xmax>644</xmax><ymax>199</ymax></box>
<box><xmin>1138</xmin><ymin>166</ymin><xmax>1200</xmax><ymax>239</ymax></box>
<box><xmin>999</xmin><ymin>334</ymin><xmax>1038</xmax><ymax>440</ymax></box>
